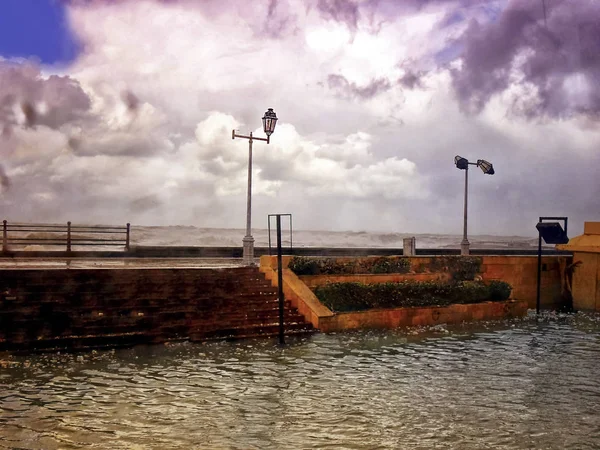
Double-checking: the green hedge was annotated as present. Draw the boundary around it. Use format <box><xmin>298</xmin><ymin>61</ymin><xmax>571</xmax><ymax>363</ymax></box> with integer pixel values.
<box><xmin>288</xmin><ymin>256</ymin><xmax>483</xmax><ymax>280</ymax></box>
<box><xmin>288</xmin><ymin>256</ymin><xmax>410</xmax><ymax>275</ymax></box>
<box><xmin>427</xmin><ymin>256</ymin><xmax>483</xmax><ymax>281</ymax></box>
<box><xmin>313</xmin><ymin>280</ymin><xmax>512</xmax><ymax>312</ymax></box>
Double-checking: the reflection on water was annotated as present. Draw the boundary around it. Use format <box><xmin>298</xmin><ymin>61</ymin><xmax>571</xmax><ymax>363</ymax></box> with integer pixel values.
<box><xmin>1</xmin><ymin>312</ymin><xmax>600</xmax><ymax>449</ymax></box>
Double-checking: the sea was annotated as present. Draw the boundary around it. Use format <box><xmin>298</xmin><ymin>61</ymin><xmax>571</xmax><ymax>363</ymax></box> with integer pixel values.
<box><xmin>129</xmin><ymin>226</ymin><xmax>540</xmax><ymax>249</ymax></box>
<box><xmin>11</xmin><ymin>225</ymin><xmax>542</xmax><ymax>251</ymax></box>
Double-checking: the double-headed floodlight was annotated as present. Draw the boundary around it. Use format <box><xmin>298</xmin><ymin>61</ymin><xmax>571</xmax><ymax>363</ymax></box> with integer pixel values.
<box><xmin>454</xmin><ymin>155</ymin><xmax>495</xmax><ymax>255</ymax></box>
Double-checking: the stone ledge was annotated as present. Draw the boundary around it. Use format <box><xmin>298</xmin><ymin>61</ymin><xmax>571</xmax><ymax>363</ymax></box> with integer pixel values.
<box><xmin>319</xmin><ymin>300</ymin><xmax>528</xmax><ymax>332</ymax></box>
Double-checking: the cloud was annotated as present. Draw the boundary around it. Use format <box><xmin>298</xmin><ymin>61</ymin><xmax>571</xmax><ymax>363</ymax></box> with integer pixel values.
<box><xmin>450</xmin><ymin>0</ymin><xmax>600</xmax><ymax>118</ymax></box>
<box><xmin>0</xmin><ymin>61</ymin><xmax>91</xmax><ymax>130</ymax></box>
<box><xmin>327</xmin><ymin>74</ymin><xmax>391</xmax><ymax>99</ymax></box>
<box><xmin>1</xmin><ymin>0</ymin><xmax>599</xmax><ymax>236</ymax></box>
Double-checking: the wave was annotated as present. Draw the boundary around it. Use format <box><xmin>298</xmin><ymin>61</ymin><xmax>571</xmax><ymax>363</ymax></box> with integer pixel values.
<box><xmin>3</xmin><ymin>225</ymin><xmax>541</xmax><ymax>250</ymax></box>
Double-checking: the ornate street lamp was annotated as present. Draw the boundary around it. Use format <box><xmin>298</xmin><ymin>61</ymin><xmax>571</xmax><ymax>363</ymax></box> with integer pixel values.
<box><xmin>232</xmin><ymin>108</ymin><xmax>278</xmax><ymax>265</ymax></box>
<box><xmin>262</xmin><ymin>108</ymin><xmax>278</xmax><ymax>138</ymax></box>
<box><xmin>454</xmin><ymin>155</ymin><xmax>495</xmax><ymax>256</ymax></box>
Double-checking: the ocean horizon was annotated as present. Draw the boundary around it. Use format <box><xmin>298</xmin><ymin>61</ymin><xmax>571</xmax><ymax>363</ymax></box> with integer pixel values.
<box><xmin>127</xmin><ymin>225</ymin><xmax>541</xmax><ymax>250</ymax></box>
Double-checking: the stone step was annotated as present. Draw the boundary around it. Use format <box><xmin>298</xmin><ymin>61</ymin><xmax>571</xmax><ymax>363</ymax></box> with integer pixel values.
<box><xmin>0</xmin><ymin>330</ymin><xmax>151</xmax><ymax>352</ymax></box>
<box><xmin>219</xmin><ymin>328</ymin><xmax>316</xmax><ymax>341</ymax></box>
<box><xmin>192</xmin><ymin>321</ymin><xmax>313</xmax><ymax>341</ymax></box>
<box><xmin>0</xmin><ymin>296</ymin><xmax>291</xmax><ymax>313</ymax></box>
<box><xmin>0</xmin><ymin>266</ymin><xmax>315</xmax><ymax>351</ymax></box>
<box><xmin>3</xmin><ymin>285</ymin><xmax>276</xmax><ymax>299</ymax></box>
<box><xmin>0</xmin><ymin>317</ymin><xmax>312</xmax><ymax>350</ymax></box>
<box><xmin>0</xmin><ymin>294</ymin><xmax>288</xmax><ymax>310</ymax></box>
<box><xmin>3</xmin><ymin>286</ymin><xmax>278</xmax><ymax>300</ymax></box>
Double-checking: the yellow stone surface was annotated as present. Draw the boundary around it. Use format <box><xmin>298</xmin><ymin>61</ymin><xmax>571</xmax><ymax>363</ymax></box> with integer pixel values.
<box><xmin>584</xmin><ymin>222</ymin><xmax>600</xmax><ymax>235</ymax></box>
<box><xmin>259</xmin><ymin>254</ymin><xmax>562</xmax><ymax>329</ymax></box>
<box><xmin>261</xmin><ymin>254</ymin><xmax>567</xmax><ymax>312</ymax></box>
<box><xmin>558</xmin><ymin>222</ymin><xmax>600</xmax><ymax>253</ymax></box>
<box><xmin>556</xmin><ymin>222</ymin><xmax>600</xmax><ymax>312</ymax></box>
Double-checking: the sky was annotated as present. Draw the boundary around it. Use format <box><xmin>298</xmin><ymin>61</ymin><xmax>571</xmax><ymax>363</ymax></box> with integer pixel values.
<box><xmin>0</xmin><ymin>0</ymin><xmax>599</xmax><ymax>237</ymax></box>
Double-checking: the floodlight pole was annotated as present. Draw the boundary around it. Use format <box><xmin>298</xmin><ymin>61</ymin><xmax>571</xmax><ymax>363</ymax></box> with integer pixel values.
<box><xmin>455</xmin><ymin>156</ymin><xmax>494</xmax><ymax>256</ymax></box>
<box><xmin>536</xmin><ymin>216</ymin><xmax>568</xmax><ymax>314</ymax></box>
<box><xmin>536</xmin><ymin>224</ymin><xmax>542</xmax><ymax>314</ymax></box>
<box><xmin>461</xmin><ymin>165</ymin><xmax>470</xmax><ymax>256</ymax></box>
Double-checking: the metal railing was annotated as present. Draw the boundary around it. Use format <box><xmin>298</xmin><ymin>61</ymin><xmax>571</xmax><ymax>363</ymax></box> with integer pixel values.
<box><xmin>2</xmin><ymin>221</ymin><xmax>130</xmax><ymax>252</ymax></box>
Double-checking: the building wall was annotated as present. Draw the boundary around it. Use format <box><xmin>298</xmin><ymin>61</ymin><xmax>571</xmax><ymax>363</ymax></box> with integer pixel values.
<box><xmin>480</xmin><ymin>256</ymin><xmax>566</xmax><ymax>309</ymax></box>
<box><xmin>571</xmin><ymin>253</ymin><xmax>599</xmax><ymax>311</ymax></box>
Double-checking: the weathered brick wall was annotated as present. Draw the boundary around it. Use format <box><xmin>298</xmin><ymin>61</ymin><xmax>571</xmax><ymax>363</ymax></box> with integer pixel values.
<box><xmin>0</xmin><ymin>267</ymin><xmax>311</xmax><ymax>352</ymax></box>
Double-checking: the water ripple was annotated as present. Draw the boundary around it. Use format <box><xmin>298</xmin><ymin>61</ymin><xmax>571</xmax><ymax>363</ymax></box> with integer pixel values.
<box><xmin>1</xmin><ymin>312</ymin><xmax>600</xmax><ymax>449</ymax></box>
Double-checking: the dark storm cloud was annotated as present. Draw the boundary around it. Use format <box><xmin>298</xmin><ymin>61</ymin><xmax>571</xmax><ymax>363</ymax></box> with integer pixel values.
<box><xmin>399</xmin><ymin>71</ymin><xmax>425</xmax><ymax>89</ymax></box>
<box><xmin>0</xmin><ymin>62</ymin><xmax>91</xmax><ymax>129</ymax></box>
<box><xmin>121</xmin><ymin>90</ymin><xmax>139</xmax><ymax>112</ymax></box>
<box><xmin>316</xmin><ymin>0</ymin><xmax>361</xmax><ymax>28</ymax></box>
<box><xmin>327</xmin><ymin>74</ymin><xmax>391</xmax><ymax>99</ymax></box>
<box><xmin>0</xmin><ymin>164</ymin><xmax>10</xmax><ymax>190</ymax></box>
<box><xmin>311</xmin><ymin>0</ymin><xmax>600</xmax><ymax>118</ymax></box>
<box><xmin>262</xmin><ymin>0</ymin><xmax>297</xmax><ymax>38</ymax></box>
<box><xmin>450</xmin><ymin>0</ymin><xmax>600</xmax><ymax>117</ymax></box>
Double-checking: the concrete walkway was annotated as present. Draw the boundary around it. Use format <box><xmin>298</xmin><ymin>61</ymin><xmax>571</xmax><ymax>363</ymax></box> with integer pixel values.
<box><xmin>0</xmin><ymin>257</ymin><xmax>249</xmax><ymax>269</ymax></box>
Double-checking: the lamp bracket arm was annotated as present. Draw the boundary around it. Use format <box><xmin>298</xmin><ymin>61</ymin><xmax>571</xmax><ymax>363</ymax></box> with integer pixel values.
<box><xmin>232</xmin><ymin>131</ymin><xmax>269</xmax><ymax>143</ymax></box>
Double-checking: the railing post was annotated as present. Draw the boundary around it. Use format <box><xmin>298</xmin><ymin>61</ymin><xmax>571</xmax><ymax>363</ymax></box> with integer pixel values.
<box><xmin>67</xmin><ymin>221</ymin><xmax>71</xmax><ymax>252</ymax></box>
<box><xmin>2</xmin><ymin>220</ymin><xmax>7</xmax><ymax>253</ymax></box>
<box><xmin>126</xmin><ymin>223</ymin><xmax>130</xmax><ymax>251</ymax></box>
<box><xmin>276</xmin><ymin>214</ymin><xmax>285</xmax><ymax>345</ymax></box>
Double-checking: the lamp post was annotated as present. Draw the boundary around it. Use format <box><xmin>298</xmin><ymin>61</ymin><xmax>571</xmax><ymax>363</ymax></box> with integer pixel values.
<box><xmin>232</xmin><ymin>108</ymin><xmax>278</xmax><ymax>265</ymax></box>
<box><xmin>454</xmin><ymin>156</ymin><xmax>495</xmax><ymax>256</ymax></box>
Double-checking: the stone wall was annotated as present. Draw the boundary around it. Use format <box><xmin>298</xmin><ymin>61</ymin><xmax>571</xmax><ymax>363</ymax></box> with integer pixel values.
<box><xmin>260</xmin><ymin>256</ymin><xmax>532</xmax><ymax>332</ymax></box>
<box><xmin>317</xmin><ymin>300</ymin><xmax>528</xmax><ymax>332</ymax></box>
<box><xmin>0</xmin><ymin>267</ymin><xmax>312</xmax><ymax>352</ymax></box>
<box><xmin>263</xmin><ymin>255</ymin><xmax>568</xmax><ymax>310</ymax></box>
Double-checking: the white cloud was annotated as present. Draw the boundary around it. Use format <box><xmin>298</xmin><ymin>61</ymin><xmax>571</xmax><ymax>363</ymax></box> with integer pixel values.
<box><xmin>0</xmin><ymin>0</ymin><xmax>599</xmax><ymax>235</ymax></box>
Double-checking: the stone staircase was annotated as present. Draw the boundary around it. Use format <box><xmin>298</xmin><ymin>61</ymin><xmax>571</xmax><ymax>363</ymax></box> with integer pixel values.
<box><xmin>0</xmin><ymin>266</ymin><xmax>314</xmax><ymax>352</ymax></box>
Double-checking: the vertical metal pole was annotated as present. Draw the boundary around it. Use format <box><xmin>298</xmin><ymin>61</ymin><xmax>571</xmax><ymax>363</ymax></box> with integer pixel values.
<box><xmin>67</xmin><ymin>221</ymin><xmax>72</xmax><ymax>252</ymax></box>
<box><xmin>536</xmin><ymin>227</ymin><xmax>542</xmax><ymax>314</ymax></box>
<box><xmin>268</xmin><ymin>216</ymin><xmax>272</xmax><ymax>256</ymax></box>
<box><xmin>243</xmin><ymin>133</ymin><xmax>254</xmax><ymax>265</ymax></box>
<box><xmin>126</xmin><ymin>223</ymin><xmax>130</xmax><ymax>251</ymax></box>
<box><xmin>289</xmin><ymin>214</ymin><xmax>293</xmax><ymax>253</ymax></box>
<box><xmin>276</xmin><ymin>215</ymin><xmax>285</xmax><ymax>345</ymax></box>
<box><xmin>461</xmin><ymin>166</ymin><xmax>470</xmax><ymax>256</ymax></box>
<box><xmin>2</xmin><ymin>220</ymin><xmax>7</xmax><ymax>253</ymax></box>
<box><xmin>246</xmin><ymin>134</ymin><xmax>253</xmax><ymax>239</ymax></box>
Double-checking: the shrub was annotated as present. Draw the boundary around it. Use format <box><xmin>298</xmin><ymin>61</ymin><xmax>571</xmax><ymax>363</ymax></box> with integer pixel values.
<box><xmin>487</xmin><ymin>280</ymin><xmax>512</xmax><ymax>301</ymax></box>
<box><xmin>362</xmin><ymin>257</ymin><xmax>411</xmax><ymax>274</ymax></box>
<box><xmin>451</xmin><ymin>281</ymin><xmax>490</xmax><ymax>304</ymax></box>
<box><xmin>313</xmin><ymin>280</ymin><xmax>512</xmax><ymax>312</ymax></box>
<box><xmin>314</xmin><ymin>282</ymin><xmax>372</xmax><ymax>312</ymax></box>
<box><xmin>428</xmin><ymin>256</ymin><xmax>482</xmax><ymax>281</ymax></box>
<box><xmin>288</xmin><ymin>256</ymin><xmax>411</xmax><ymax>276</ymax></box>
<box><xmin>288</xmin><ymin>256</ymin><xmax>321</xmax><ymax>275</ymax></box>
